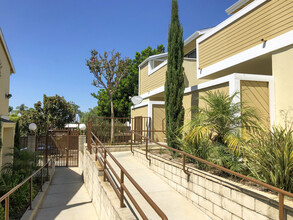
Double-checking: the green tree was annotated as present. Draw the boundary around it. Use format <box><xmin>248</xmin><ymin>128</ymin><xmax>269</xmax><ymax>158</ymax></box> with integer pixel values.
<box><xmin>8</xmin><ymin>106</ymin><xmax>13</xmax><ymax>114</ymax></box>
<box><xmin>80</xmin><ymin>107</ymin><xmax>100</xmax><ymax>123</ymax></box>
<box><xmin>165</xmin><ymin>0</ymin><xmax>185</xmax><ymax>150</ymax></box>
<box><xmin>86</xmin><ymin>50</ymin><xmax>129</xmax><ymax>142</ymax></box>
<box><xmin>18</xmin><ymin>95</ymin><xmax>75</xmax><ymax>136</ymax></box>
<box><xmin>16</xmin><ymin>104</ymin><xmax>28</xmax><ymax>115</ymax></box>
<box><xmin>92</xmin><ymin>45</ymin><xmax>165</xmax><ymax>118</ymax></box>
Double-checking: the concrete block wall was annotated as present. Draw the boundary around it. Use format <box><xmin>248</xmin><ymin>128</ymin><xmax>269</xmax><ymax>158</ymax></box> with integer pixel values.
<box><xmin>133</xmin><ymin>149</ymin><xmax>293</xmax><ymax>220</ymax></box>
<box><xmin>80</xmin><ymin>149</ymin><xmax>135</xmax><ymax>220</ymax></box>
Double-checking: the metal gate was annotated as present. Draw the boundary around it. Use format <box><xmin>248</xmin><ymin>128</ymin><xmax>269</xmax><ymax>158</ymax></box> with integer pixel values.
<box><xmin>39</xmin><ymin>130</ymin><xmax>79</xmax><ymax>167</ymax></box>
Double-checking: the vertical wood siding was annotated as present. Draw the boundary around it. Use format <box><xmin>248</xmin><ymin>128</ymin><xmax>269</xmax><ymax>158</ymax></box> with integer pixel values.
<box><xmin>153</xmin><ymin>105</ymin><xmax>165</xmax><ymax>142</ymax></box>
<box><xmin>241</xmin><ymin>80</ymin><xmax>270</xmax><ymax>128</ymax></box>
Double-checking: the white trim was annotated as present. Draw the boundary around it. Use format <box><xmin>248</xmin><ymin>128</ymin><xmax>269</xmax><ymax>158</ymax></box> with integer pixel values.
<box><xmin>0</xmin><ymin>28</ymin><xmax>15</xmax><ymax>73</ymax></box>
<box><xmin>131</xmin><ymin>101</ymin><xmax>165</xmax><ymax>132</ymax></box>
<box><xmin>138</xmin><ymin>66</ymin><xmax>141</xmax><ymax>96</ymax></box>
<box><xmin>131</xmin><ymin>101</ymin><xmax>148</xmax><ymax>110</ymax></box>
<box><xmin>136</xmin><ymin>73</ymin><xmax>275</xmax><ymax>128</ymax></box>
<box><xmin>138</xmin><ymin>53</ymin><xmax>168</xmax><ymax>68</ymax></box>
<box><xmin>197</xmin><ymin>30</ymin><xmax>293</xmax><ymax>79</ymax></box>
<box><xmin>141</xmin><ymin>86</ymin><xmax>164</xmax><ymax>99</ymax></box>
<box><xmin>148</xmin><ymin>60</ymin><xmax>167</xmax><ymax>76</ymax></box>
<box><xmin>197</xmin><ymin>0</ymin><xmax>268</xmax><ymax>43</ymax></box>
<box><xmin>184</xmin><ymin>28</ymin><xmax>213</xmax><ymax>45</ymax></box>
<box><xmin>225</xmin><ymin>0</ymin><xmax>253</xmax><ymax>15</ymax></box>
<box><xmin>184</xmin><ymin>73</ymin><xmax>275</xmax><ymax>128</ymax></box>
<box><xmin>148</xmin><ymin>101</ymin><xmax>165</xmax><ymax>131</ymax></box>
<box><xmin>0</xmin><ymin>115</ymin><xmax>9</xmax><ymax>120</ymax></box>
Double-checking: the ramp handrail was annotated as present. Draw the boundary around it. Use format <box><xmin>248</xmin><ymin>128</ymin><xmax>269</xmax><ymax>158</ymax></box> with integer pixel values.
<box><xmin>90</xmin><ymin>131</ymin><xmax>168</xmax><ymax>220</ymax></box>
<box><xmin>129</xmin><ymin>131</ymin><xmax>293</xmax><ymax>220</ymax></box>
<box><xmin>0</xmin><ymin>159</ymin><xmax>54</xmax><ymax>220</ymax></box>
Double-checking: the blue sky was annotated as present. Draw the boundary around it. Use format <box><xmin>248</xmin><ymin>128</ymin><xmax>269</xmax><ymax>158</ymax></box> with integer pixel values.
<box><xmin>0</xmin><ymin>0</ymin><xmax>236</xmax><ymax>112</ymax></box>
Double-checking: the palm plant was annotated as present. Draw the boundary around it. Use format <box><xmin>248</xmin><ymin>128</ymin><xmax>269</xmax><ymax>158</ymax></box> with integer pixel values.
<box><xmin>182</xmin><ymin>91</ymin><xmax>259</xmax><ymax>171</ymax></box>
<box><xmin>246</xmin><ymin>126</ymin><xmax>293</xmax><ymax>192</ymax></box>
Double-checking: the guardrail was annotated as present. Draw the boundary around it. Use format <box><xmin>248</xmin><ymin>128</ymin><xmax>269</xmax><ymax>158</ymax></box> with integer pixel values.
<box><xmin>0</xmin><ymin>159</ymin><xmax>54</xmax><ymax>220</ymax></box>
<box><xmin>90</xmin><ymin>132</ymin><xmax>168</xmax><ymax>220</ymax></box>
<box><xmin>129</xmin><ymin>131</ymin><xmax>293</xmax><ymax>220</ymax></box>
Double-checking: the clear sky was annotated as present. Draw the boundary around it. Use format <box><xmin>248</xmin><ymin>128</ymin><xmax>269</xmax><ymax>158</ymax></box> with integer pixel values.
<box><xmin>0</xmin><ymin>0</ymin><xmax>236</xmax><ymax>112</ymax></box>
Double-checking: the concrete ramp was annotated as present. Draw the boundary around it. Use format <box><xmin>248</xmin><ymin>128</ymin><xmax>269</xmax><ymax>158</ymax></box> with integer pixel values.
<box><xmin>110</xmin><ymin>151</ymin><xmax>210</xmax><ymax>220</ymax></box>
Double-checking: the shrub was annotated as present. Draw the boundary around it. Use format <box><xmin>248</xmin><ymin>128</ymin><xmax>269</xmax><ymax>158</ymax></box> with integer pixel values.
<box><xmin>246</xmin><ymin>126</ymin><xmax>293</xmax><ymax>192</ymax></box>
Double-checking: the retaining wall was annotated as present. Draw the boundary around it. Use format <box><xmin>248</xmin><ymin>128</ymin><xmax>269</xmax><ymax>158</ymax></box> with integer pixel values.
<box><xmin>133</xmin><ymin>149</ymin><xmax>293</xmax><ymax>220</ymax></box>
<box><xmin>79</xmin><ymin>149</ymin><xmax>135</xmax><ymax>220</ymax></box>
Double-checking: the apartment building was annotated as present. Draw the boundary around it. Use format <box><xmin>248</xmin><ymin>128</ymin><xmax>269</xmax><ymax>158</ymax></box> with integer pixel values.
<box><xmin>131</xmin><ymin>0</ymin><xmax>293</xmax><ymax>142</ymax></box>
<box><xmin>0</xmin><ymin>28</ymin><xmax>15</xmax><ymax>168</ymax></box>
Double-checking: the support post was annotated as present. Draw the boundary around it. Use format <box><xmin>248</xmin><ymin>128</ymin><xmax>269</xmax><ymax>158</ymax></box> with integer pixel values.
<box><xmin>103</xmin><ymin>149</ymin><xmax>107</xmax><ymax>182</ymax></box>
<box><xmin>87</xmin><ymin>121</ymin><xmax>92</xmax><ymax>154</ymax></box>
<box><xmin>120</xmin><ymin>170</ymin><xmax>125</xmax><ymax>208</ymax></box>
<box><xmin>279</xmin><ymin>193</ymin><xmax>284</xmax><ymax>220</ymax></box>
<box><xmin>30</xmin><ymin>178</ymin><xmax>33</xmax><ymax>210</ymax></box>
<box><xmin>40</xmin><ymin>168</ymin><xmax>43</xmax><ymax>192</ymax></box>
<box><xmin>5</xmin><ymin>197</ymin><xmax>9</xmax><ymax>220</ymax></box>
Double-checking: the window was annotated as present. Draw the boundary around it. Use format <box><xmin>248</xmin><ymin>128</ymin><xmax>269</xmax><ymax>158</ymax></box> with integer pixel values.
<box><xmin>184</xmin><ymin>49</ymin><xmax>196</xmax><ymax>58</ymax></box>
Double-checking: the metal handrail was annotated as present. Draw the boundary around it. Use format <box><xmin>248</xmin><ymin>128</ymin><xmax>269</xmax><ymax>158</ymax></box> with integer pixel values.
<box><xmin>0</xmin><ymin>159</ymin><xmax>54</xmax><ymax>220</ymax></box>
<box><xmin>90</xmin><ymin>132</ymin><xmax>168</xmax><ymax>220</ymax></box>
<box><xmin>130</xmin><ymin>131</ymin><xmax>293</xmax><ymax>220</ymax></box>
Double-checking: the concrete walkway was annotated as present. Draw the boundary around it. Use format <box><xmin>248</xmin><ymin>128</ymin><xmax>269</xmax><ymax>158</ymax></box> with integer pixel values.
<box><xmin>110</xmin><ymin>151</ymin><xmax>210</xmax><ymax>220</ymax></box>
<box><xmin>35</xmin><ymin>167</ymin><xmax>98</xmax><ymax>220</ymax></box>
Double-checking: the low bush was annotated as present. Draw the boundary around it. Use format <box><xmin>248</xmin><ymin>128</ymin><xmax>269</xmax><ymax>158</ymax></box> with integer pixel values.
<box><xmin>246</xmin><ymin>126</ymin><xmax>293</xmax><ymax>192</ymax></box>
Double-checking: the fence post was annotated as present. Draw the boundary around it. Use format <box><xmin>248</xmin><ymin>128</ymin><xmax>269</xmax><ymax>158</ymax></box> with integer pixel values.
<box><xmin>87</xmin><ymin>121</ymin><xmax>92</xmax><ymax>154</ymax></box>
<box><xmin>30</xmin><ymin>178</ymin><xmax>33</xmax><ymax>210</ymax></box>
<box><xmin>5</xmin><ymin>197</ymin><xmax>9</xmax><ymax>220</ymax></box>
<box><xmin>40</xmin><ymin>168</ymin><xmax>43</xmax><ymax>192</ymax></box>
<box><xmin>130</xmin><ymin>131</ymin><xmax>133</xmax><ymax>154</ymax></box>
<box><xmin>103</xmin><ymin>149</ymin><xmax>107</xmax><ymax>182</ymax></box>
<box><xmin>120</xmin><ymin>170</ymin><xmax>125</xmax><ymax>208</ymax></box>
<box><xmin>66</xmin><ymin>130</ymin><xmax>69</xmax><ymax>167</ymax></box>
<box><xmin>279</xmin><ymin>193</ymin><xmax>284</xmax><ymax>220</ymax></box>
<box><xmin>146</xmin><ymin>137</ymin><xmax>151</xmax><ymax>164</ymax></box>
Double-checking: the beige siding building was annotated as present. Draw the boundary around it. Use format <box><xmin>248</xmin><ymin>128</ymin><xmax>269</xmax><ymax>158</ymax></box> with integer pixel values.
<box><xmin>0</xmin><ymin>28</ymin><xmax>15</xmax><ymax>169</ymax></box>
<box><xmin>132</xmin><ymin>0</ymin><xmax>293</xmax><ymax>141</ymax></box>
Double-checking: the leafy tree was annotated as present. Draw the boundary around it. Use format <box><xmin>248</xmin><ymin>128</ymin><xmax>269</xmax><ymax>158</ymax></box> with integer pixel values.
<box><xmin>86</xmin><ymin>50</ymin><xmax>129</xmax><ymax>142</ymax></box>
<box><xmin>80</xmin><ymin>107</ymin><xmax>100</xmax><ymax>124</ymax></box>
<box><xmin>16</xmin><ymin>104</ymin><xmax>28</xmax><ymax>115</ymax></box>
<box><xmin>14</xmin><ymin>120</ymin><xmax>20</xmax><ymax>149</ymax></box>
<box><xmin>92</xmin><ymin>45</ymin><xmax>165</xmax><ymax>117</ymax></box>
<box><xmin>165</xmin><ymin>0</ymin><xmax>185</xmax><ymax>150</ymax></box>
<box><xmin>18</xmin><ymin>95</ymin><xmax>75</xmax><ymax>136</ymax></box>
<box><xmin>69</xmin><ymin>102</ymin><xmax>82</xmax><ymax>121</ymax></box>
<box><xmin>8</xmin><ymin>106</ymin><xmax>13</xmax><ymax>114</ymax></box>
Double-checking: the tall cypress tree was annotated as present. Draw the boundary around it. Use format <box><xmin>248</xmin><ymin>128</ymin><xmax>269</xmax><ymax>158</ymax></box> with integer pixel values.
<box><xmin>165</xmin><ymin>0</ymin><xmax>185</xmax><ymax>149</ymax></box>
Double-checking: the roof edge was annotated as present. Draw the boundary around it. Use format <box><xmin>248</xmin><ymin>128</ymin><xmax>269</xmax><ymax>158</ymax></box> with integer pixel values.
<box><xmin>225</xmin><ymin>0</ymin><xmax>253</xmax><ymax>15</ymax></box>
<box><xmin>0</xmin><ymin>28</ymin><xmax>15</xmax><ymax>74</ymax></box>
<box><xmin>139</xmin><ymin>28</ymin><xmax>211</xmax><ymax>68</ymax></box>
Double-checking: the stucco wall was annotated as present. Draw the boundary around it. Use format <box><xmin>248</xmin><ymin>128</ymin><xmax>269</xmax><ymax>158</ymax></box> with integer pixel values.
<box><xmin>272</xmin><ymin>46</ymin><xmax>293</xmax><ymax>126</ymax></box>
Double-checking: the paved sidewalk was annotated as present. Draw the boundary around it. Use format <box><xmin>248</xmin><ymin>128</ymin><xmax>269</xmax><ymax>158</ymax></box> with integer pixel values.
<box><xmin>35</xmin><ymin>167</ymin><xmax>98</xmax><ymax>220</ymax></box>
<box><xmin>110</xmin><ymin>151</ymin><xmax>210</xmax><ymax>220</ymax></box>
